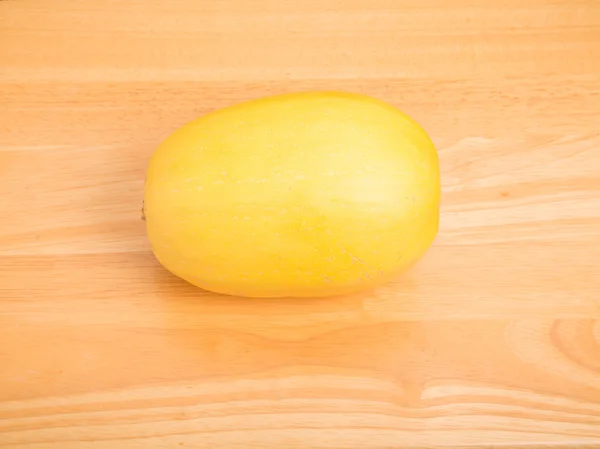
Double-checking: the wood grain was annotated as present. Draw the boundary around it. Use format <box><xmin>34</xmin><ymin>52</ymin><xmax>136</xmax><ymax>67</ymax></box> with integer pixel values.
<box><xmin>1</xmin><ymin>0</ymin><xmax>600</xmax><ymax>447</ymax></box>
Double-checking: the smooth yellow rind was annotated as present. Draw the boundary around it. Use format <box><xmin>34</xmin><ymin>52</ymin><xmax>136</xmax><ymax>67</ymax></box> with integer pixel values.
<box><xmin>144</xmin><ymin>91</ymin><xmax>440</xmax><ymax>297</ymax></box>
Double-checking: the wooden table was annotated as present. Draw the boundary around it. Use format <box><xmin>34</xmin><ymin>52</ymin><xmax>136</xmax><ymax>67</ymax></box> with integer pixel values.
<box><xmin>1</xmin><ymin>1</ymin><xmax>599</xmax><ymax>447</ymax></box>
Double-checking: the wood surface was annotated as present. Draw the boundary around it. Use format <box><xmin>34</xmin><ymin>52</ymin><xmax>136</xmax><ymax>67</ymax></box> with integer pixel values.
<box><xmin>1</xmin><ymin>0</ymin><xmax>600</xmax><ymax>447</ymax></box>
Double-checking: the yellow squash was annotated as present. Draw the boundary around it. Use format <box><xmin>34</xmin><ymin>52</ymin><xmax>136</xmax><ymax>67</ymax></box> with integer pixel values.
<box><xmin>144</xmin><ymin>91</ymin><xmax>440</xmax><ymax>298</ymax></box>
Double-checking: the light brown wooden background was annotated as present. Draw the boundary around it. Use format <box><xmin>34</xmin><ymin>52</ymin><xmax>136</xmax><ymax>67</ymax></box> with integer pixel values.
<box><xmin>1</xmin><ymin>0</ymin><xmax>600</xmax><ymax>448</ymax></box>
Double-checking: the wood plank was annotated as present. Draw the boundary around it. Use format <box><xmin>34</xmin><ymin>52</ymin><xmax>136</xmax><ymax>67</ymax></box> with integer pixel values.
<box><xmin>1</xmin><ymin>0</ymin><xmax>599</xmax><ymax>447</ymax></box>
